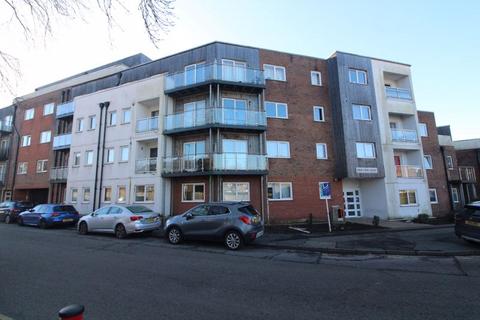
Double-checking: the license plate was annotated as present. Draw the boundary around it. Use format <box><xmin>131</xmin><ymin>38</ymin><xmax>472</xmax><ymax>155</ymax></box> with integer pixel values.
<box><xmin>256</xmin><ymin>230</ymin><xmax>264</xmax><ymax>238</ymax></box>
<box><xmin>466</xmin><ymin>220</ymin><xmax>480</xmax><ymax>227</ymax></box>
<box><xmin>145</xmin><ymin>218</ymin><xmax>154</xmax><ymax>223</ymax></box>
<box><xmin>63</xmin><ymin>218</ymin><xmax>74</xmax><ymax>222</ymax></box>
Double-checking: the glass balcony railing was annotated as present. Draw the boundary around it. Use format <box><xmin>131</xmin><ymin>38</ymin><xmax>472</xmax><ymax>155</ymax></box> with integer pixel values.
<box><xmin>162</xmin><ymin>153</ymin><xmax>268</xmax><ymax>175</ymax></box>
<box><xmin>391</xmin><ymin>129</ymin><xmax>418</xmax><ymax>143</ymax></box>
<box><xmin>165</xmin><ymin>63</ymin><xmax>265</xmax><ymax>92</ymax></box>
<box><xmin>135</xmin><ymin>158</ymin><xmax>158</xmax><ymax>174</ymax></box>
<box><xmin>136</xmin><ymin>116</ymin><xmax>159</xmax><ymax>133</ymax></box>
<box><xmin>0</xmin><ymin>121</ymin><xmax>12</xmax><ymax>133</ymax></box>
<box><xmin>56</xmin><ymin>101</ymin><xmax>75</xmax><ymax>118</ymax></box>
<box><xmin>396</xmin><ymin>165</ymin><xmax>423</xmax><ymax>178</ymax></box>
<box><xmin>385</xmin><ymin>87</ymin><xmax>412</xmax><ymax>100</ymax></box>
<box><xmin>49</xmin><ymin>167</ymin><xmax>68</xmax><ymax>181</ymax></box>
<box><xmin>164</xmin><ymin>108</ymin><xmax>266</xmax><ymax>132</ymax></box>
<box><xmin>53</xmin><ymin>134</ymin><xmax>72</xmax><ymax>149</ymax></box>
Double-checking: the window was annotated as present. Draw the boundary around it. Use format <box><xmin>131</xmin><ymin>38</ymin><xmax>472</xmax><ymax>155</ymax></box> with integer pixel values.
<box><xmin>21</xmin><ymin>135</ymin><xmax>31</xmax><ymax>147</ymax></box>
<box><xmin>267</xmin><ymin>141</ymin><xmax>290</xmax><ymax>158</ymax></box>
<box><xmin>73</xmin><ymin>152</ymin><xmax>81</xmax><ymax>166</ymax></box>
<box><xmin>117</xmin><ymin>186</ymin><xmax>126</xmax><ymax>203</ymax></box>
<box><xmin>348</xmin><ymin>68</ymin><xmax>367</xmax><ymax>85</ymax></box>
<box><xmin>352</xmin><ymin>104</ymin><xmax>371</xmax><ymax>120</ymax></box>
<box><xmin>209</xmin><ymin>205</ymin><xmax>230</xmax><ymax>215</ymax></box>
<box><xmin>25</xmin><ymin>108</ymin><xmax>34</xmax><ymax>120</ymax></box>
<box><xmin>106</xmin><ymin>148</ymin><xmax>114</xmax><ymax>163</ymax></box>
<box><xmin>182</xmin><ymin>183</ymin><xmax>205</xmax><ymax>202</ymax></box>
<box><xmin>135</xmin><ymin>185</ymin><xmax>154</xmax><ymax>202</ymax></box>
<box><xmin>310</xmin><ymin>71</ymin><xmax>322</xmax><ymax>86</ymax></box>
<box><xmin>399</xmin><ymin>190</ymin><xmax>417</xmax><ymax>206</ymax></box>
<box><xmin>429</xmin><ymin>189</ymin><xmax>438</xmax><ymax>204</ymax></box>
<box><xmin>316</xmin><ymin>143</ymin><xmax>328</xmax><ymax>159</ymax></box>
<box><xmin>120</xmin><ymin>146</ymin><xmax>129</xmax><ymax>162</ymax></box>
<box><xmin>452</xmin><ymin>188</ymin><xmax>459</xmax><ymax>203</ymax></box>
<box><xmin>40</xmin><ymin>131</ymin><xmax>51</xmax><ymax>143</ymax></box>
<box><xmin>77</xmin><ymin>118</ymin><xmax>84</xmax><ymax>132</ymax></box>
<box><xmin>83</xmin><ymin>187</ymin><xmax>90</xmax><ymax>202</ymax></box>
<box><xmin>108</xmin><ymin>111</ymin><xmax>117</xmax><ymax>126</ymax></box>
<box><xmin>446</xmin><ymin>156</ymin><xmax>454</xmax><ymax>169</ymax></box>
<box><xmin>223</xmin><ymin>182</ymin><xmax>250</xmax><ymax>201</ymax></box>
<box><xmin>423</xmin><ymin>155</ymin><xmax>433</xmax><ymax>170</ymax></box>
<box><xmin>71</xmin><ymin>188</ymin><xmax>78</xmax><ymax>203</ymax></box>
<box><xmin>89</xmin><ymin>115</ymin><xmax>96</xmax><ymax>130</ymax></box>
<box><xmin>4</xmin><ymin>115</ymin><xmax>12</xmax><ymax>126</ymax></box>
<box><xmin>17</xmin><ymin>162</ymin><xmax>28</xmax><ymax>174</ymax></box>
<box><xmin>265</xmin><ymin>101</ymin><xmax>288</xmax><ymax>119</ymax></box>
<box><xmin>43</xmin><ymin>103</ymin><xmax>54</xmax><ymax>115</ymax></box>
<box><xmin>36</xmin><ymin>159</ymin><xmax>48</xmax><ymax>173</ymax></box>
<box><xmin>190</xmin><ymin>205</ymin><xmax>209</xmax><ymax>217</ymax></box>
<box><xmin>263</xmin><ymin>64</ymin><xmax>286</xmax><ymax>81</ymax></box>
<box><xmin>103</xmin><ymin>187</ymin><xmax>112</xmax><ymax>202</ymax></box>
<box><xmin>85</xmin><ymin>150</ymin><xmax>93</xmax><ymax>165</ymax></box>
<box><xmin>122</xmin><ymin>108</ymin><xmax>131</xmax><ymax>124</ymax></box>
<box><xmin>419</xmin><ymin>123</ymin><xmax>428</xmax><ymax>137</ymax></box>
<box><xmin>356</xmin><ymin>142</ymin><xmax>376</xmax><ymax>159</ymax></box>
<box><xmin>313</xmin><ymin>106</ymin><xmax>325</xmax><ymax>122</ymax></box>
<box><xmin>184</xmin><ymin>62</ymin><xmax>206</xmax><ymax>85</ymax></box>
<box><xmin>268</xmin><ymin>182</ymin><xmax>293</xmax><ymax>200</ymax></box>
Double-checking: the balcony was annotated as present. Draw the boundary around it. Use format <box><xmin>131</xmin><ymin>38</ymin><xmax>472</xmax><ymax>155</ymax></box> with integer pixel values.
<box><xmin>396</xmin><ymin>165</ymin><xmax>423</xmax><ymax>178</ymax></box>
<box><xmin>136</xmin><ymin>116</ymin><xmax>159</xmax><ymax>133</ymax></box>
<box><xmin>162</xmin><ymin>153</ymin><xmax>268</xmax><ymax>177</ymax></box>
<box><xmin>165</xmin><ymin>63</ymin><xmax>265</xmax><ymax>95</ymax></box>
<box><xmin>459</xmin><ymin>167</ymin><xmax>476</xmax><ymax>183</ymax></box>
<box><xmin>0</xmin><ymin>146</ymin><xmax>9</xmax><ymax>161</ymax></box>
<box><xmin>391</xmin><ymin>129</ymin><xmax>418</xmax><ymax>143</ymax></box>
<box><xmin>164</xmin><ymin>107</ymin><xmax>267</xmax><ymax>134</ymax></box>
<box><xmin>56</xmin><ymin>101</ymin><xmax>75</xmax><ymax>118</ymax></box>
<box><xmin>386</xmin><ymin>87</ymin><xmax>412</xmax><ymax>100</ymax></box>
<box><xmin>135</xmin><ymin>158</ymin><xmax>158</xmax><ymax>174</ymax></box>
<box><xmin>0</xmin><ymin>121</ymin><xmax>12</xmax><ymax>133</ymax></box>
<box><xmin>53</xmin><ymin>134</ymin><xmax>72</xmax><ymax>150</ymax></box>
<box><xmin>49</xmin><ymin>167</ymin><xmax>68</xmax><ymax>182</ymax></box>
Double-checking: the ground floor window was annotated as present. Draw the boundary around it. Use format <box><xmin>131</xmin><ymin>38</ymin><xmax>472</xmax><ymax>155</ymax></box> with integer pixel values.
<box><xmin>223</xmin><ymin>182</ymin><xmax>250</xmax><ymax>201</ymax></box>
<box><xmin>182</xmin><ymin>183</ymin><xmax>205</xmax><ymax>202</ymax></box>
<box><xmin>104</xmin><ymin>187</ymin><xmax>112</xmax><ymax>202</ymax></box>
<box><xmin>268</xmin><ymin>182</ymin><xmax>292</xmax><ymax>200</ymax></box>
<box><xmin>429</xmin><ymin>188</ymin><xmax>438</xmax><ymax>204</ymax></box>
<box><xmin>135</xmin><ymin>185</ymin><xmax>154</xmax><ymax>202</ymax></box>
<box><xmin>71</xmin><ymin>188</ymin><xmax>78</xmax><ymax>203</ymax></box>
<box><xmin>117</xmin><ymin>186</ymin><xmax>127</xmax><ymax>203</ymax></box>
<box><xmin>399</xmin><ymin>190</ymin><xmax>417</xmax><ymax>206</ymax></box>
<box><xmin>451</xmin><ymin>187</ymin><xmax>459</xmax><ymax>203</ymax></box>
<box><xmin>83</xmin><ymin>187</ymin><xmax>90</xmax><ymax>202</ymax></box>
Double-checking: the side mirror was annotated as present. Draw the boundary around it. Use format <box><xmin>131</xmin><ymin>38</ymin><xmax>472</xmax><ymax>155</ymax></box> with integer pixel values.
<box><xmin>29</xmin><ymin>209</ymin><xmax>34</xmax><ymax>212</ymax></box>
<box><xmin>91</xmin><ymin>212</ymin><xmax>96</xmax><ymax>217</ymax></box>
<box><xmin>185</xmin><ymin>213</ymin><xmax>193</xmax><ymax>220</ymax></box>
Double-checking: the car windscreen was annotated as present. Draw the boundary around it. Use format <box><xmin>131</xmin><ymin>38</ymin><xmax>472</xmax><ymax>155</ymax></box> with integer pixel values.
<box><xmin>53</xmin><ymin>205</ymin><xmax>77</xmax><ymax>212</ymax></box>
<box><xmin>15</xmin><ymin>202</ymin><xmax>33</xmax><ymax>208</ymax></box>
<box><xmin>126</xmin><ymin>206</ymin><xmax>154</xmax><ymax>214</ymax></box>
<box><xmin>238</xmin><ymin>205</ymin><xmax>260</xmax><ymax>216</ymax></box>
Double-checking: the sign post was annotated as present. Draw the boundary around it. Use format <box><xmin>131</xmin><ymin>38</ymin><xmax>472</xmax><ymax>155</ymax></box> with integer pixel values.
<box><xmin>319</xmin><ymin>182</ymin><xmax>332</xmax><ymax>232</ymax></box>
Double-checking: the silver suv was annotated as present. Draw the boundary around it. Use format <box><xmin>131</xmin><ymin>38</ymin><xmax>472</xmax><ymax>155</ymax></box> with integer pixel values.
<box><xmin>164</xmin><ymin>202</ymin><xmax>264</xmax><ymax>250</ymax></box>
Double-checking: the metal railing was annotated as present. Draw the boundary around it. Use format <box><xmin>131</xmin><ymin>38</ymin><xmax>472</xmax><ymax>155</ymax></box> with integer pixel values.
<box><xmin>396</xmin><ymin>165</ymin><xmax>423</xmax><ymax>178</ymax></box>
<box><xmin>459</xmin><ymin>166</ymin><xmax>476</xmax><ymax>183</ymax></box>
<box><xmin>391</xmin><ymin>129</ymin><xmax>418</xmax><ymax>143</ymax></box>
<box><xmin>135</xmin><ymin>158</ymin><xmax>158</xmax><ymax>174</ymax></box>
<box><xmin>385</xmin><ymin>87</ymin><xmax>412</xmax><ymax>100</ymax></box>
<box><xmin>164</xmin><ymin>107</ymin><xmax>266</xmax><ymax>132</ymax></box>
<box><xmin>53</xmin><ymin>134</ymin><xmax>72</xmax><ymax>149</ymax></box>
<box><xmin>165</xmin><ymin>62</ymin><xmax>265</xmax><ymax>92</ymax></box>
<box><xmin>136</xmin><ymin>116</ymin><xmax>159</xmax><ymax>133</ymax></box>
<box><xmin>50</xmin><ymin>167</ymin><xmax>68</xmax><ymax>181</ymax></box>
<box><xmin>56</xmin><ymin>101</ymin><xmax>75</xmax><ymax>118</ymax></box>
<box><xmin>0</xmin><ymin>121</ymin><xmax>12</xmax><ymax>133</ymax></box>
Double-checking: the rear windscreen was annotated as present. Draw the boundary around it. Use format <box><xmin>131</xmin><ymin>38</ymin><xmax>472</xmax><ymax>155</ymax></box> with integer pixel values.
<box><xmin>238</xmin><ymin>205</ymin><xmax>260</xmax><ymax>216</ymax></box>
<box><xmin>53</xmin><ymin>205</ymin><xmax>77</xmax><ymax>212</ymax></box>
<box><xmin>126</xmin><ymin>206</ymin><xmax>154</xmax><ymax>214</ymax></box>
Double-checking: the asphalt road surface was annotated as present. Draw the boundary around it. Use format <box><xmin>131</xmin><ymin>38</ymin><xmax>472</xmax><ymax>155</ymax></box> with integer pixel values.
<box><xmin>1</xmin><ymin>223</ymin><xmax>479</xmax><ymax>320</ymax></box>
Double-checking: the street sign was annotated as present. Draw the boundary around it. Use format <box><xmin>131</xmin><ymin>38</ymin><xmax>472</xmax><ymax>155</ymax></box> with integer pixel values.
<box><xmin>319</xmin><ymin>182</ymin><xmax>331</xmax><ymax>200</ymax></box>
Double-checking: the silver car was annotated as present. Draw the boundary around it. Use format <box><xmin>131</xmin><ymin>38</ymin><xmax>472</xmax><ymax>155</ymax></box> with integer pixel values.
<box><xmin>78</xmin><ymin>205</ymin><xmax>162</xmax><ymax>238</ymax></box>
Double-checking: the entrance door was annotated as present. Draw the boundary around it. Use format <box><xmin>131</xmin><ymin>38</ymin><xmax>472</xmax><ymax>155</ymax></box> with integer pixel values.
<box><xmin>343</xmin><ymin>190</ymin><xmax>361</xmax><ymax>217</ymax></box>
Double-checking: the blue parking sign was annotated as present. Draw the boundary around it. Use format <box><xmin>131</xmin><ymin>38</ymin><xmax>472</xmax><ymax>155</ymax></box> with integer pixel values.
<box><xmin>319</xmin><ymin>182</ymin><xmax>331</xmax><ymax>200</ymax></box>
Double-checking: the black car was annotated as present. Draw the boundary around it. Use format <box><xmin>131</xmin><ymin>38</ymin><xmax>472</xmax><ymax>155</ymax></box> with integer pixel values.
<box><xmin>455</xmin><ymin>201</ymin><xmax>480</xmax><ymax>243</ymax></box>
<box><xmin>0</xmin><ymin>201</ymin><xmax>34</xmax><ymax>224</ymax></box>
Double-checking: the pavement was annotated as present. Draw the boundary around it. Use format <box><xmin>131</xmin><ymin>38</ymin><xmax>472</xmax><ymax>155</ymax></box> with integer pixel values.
<box><xmin>1</xmin><ymin>223</ymin><xmax>480</xmax><ymax>320</ymax></box>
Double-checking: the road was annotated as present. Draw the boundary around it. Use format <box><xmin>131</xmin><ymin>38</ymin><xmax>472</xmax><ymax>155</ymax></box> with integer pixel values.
<box><xmin>0</xmin><ymin>223</ymin><xmax>479</xmax><ymax>320</ymax></box>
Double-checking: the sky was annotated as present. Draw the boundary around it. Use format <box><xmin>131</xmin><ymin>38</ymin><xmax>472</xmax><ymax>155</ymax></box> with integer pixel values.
<box><xmin>0</xmin><ymin>0</ymin><xmax>478</xmax><ymax>140</ymax></box>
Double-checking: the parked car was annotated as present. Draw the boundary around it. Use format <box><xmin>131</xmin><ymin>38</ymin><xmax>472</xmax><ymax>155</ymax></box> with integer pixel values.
<box><xmin>17</xmin><ymin>204</ymin><xmax>79</xmax><ymax>229</ymax></box>
<box><xmin>455</xmin><ymin>201</ymin><xmax>480</xmax><ymax>243</ymax></box>
<box><xmin>164</xmin><ymin>202</ymin><xmax>264</xmax><ymax>250</ymax></box>
<box><xmin>0</xmin><ymin>201</ymin><xmax>34</xmax><ymax>224</ymax></box>
<box><xmin>77</xmin><ymin>205</ymin><xmax>162</xmax><ymax>238</ymax></box>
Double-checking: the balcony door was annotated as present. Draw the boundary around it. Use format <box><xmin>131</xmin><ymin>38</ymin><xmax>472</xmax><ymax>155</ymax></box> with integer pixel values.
<box><xmin>222</xmin><ymin>59</ymin><xmax>246</xmax><ymax>82</ymax></box>
<box><xmin>222</xmin><ymin>139</ymin><xmax>247</xmax><ymax>170</ymax></box>
<box><xmin>183</xmin><ymin>101</ymin><xmax>206</xmax><ymax>128</ymax></box>
<box><xmin>185</xmin><ymin>62</ymin><xmax>206</xmax><ymax>86</ymax></box>
<box><xmin>222</xmin><ymin>98</ymin><xmax>247</xmax><ymax>125</ymax></box>
<box><xmin>183</xmin><ymin>141</ymin><xmax>206</xmax><ymax>171</ymax></box>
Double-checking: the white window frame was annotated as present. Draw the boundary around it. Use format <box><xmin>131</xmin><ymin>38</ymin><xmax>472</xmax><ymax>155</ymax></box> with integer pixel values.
<box><xmin>134</xmin><ymin>185</ymin><xmax>155</xmax><ymax>203</ymax></box>
<box><xmin>43</xmin><ymin>103</ymin><xmax>55</xmax><ymax>116</ymax></box>
<box><xmin>399</xmin><ymin>189</ymin><xmax>418</xmax><ymax>206</ymax></box>
<box><xmin>316</xmin><ymin>143</ymin><xmax>328</xmax><ymax>159</ymax></box>
<box><xmin>452</xmin><ymin>188</ymin><xmax>460</xmax><ymax>203</ymax></box>
<box><xmin>419</xmin><ymin>123</ymin><xmax>428</xmax><ymax>137</ymax></box>
<box><xmin>89</xmin><ymin>115</ymin><xmax>96</xmax><ymax>130</ymax></box>
<box><xmin>348</xmin><ymin>68</ymin><xmax>368</xmax><ymax>85</ymax></box>
<box><xmin>267</xmin><ymin>182</ymin><xmax>293</xmax><ymax>201</ymax></box>
<box><xmin>222</xmin><ymin>182</ymin><xmax>250</xmax><ymax>201</ymax></box>
<box><xmin>310</xmin><ymin>71</ymin><xmax>322</xmax><ymax>86</ymax></box>
<box><xmin>265</xmin><ymin>101</ymin><xmax>288</xmax><ymax>119</ymax></box>
<box><xmin>40</xmin><ymin>130</ymin><xmax>51</xmax><ymax>144</ymax></box>
<box><xmin>117</xmin><ymin>186</ymin><xmax>127</xmax><ymax>203</ymax></box>
<box><xmin>313</xmin><ymin>106</ymin><xmax>325</xmax><ymax>122</ymax></box>
<box><xmin>36</xmin><ymin>159</ymin><xmax>48</xmax><ymax>173</ymax></box>
<box><xmin>85</xmin><ymin>150</ymin><xmax>93</xmax><ymax>166</ymax></box>
<box><xmin>184</xmin><ymin>62</ymin><xmax>206</xmax><ymax>84</ymax></box>
<box><xmin>263</xmin><ymin>64</ymin><xmax>286</xmax><ymax>81</ymax></box>
<box><xmin>356</xmin><ymin>142</ymin><xmax>376</xmax><ymax>159</ymax></box>
<box><xmin>122</xmin><ymin>108</ymin><xmax>132</xmax><ymax>124</ymax></box>
<box><xmin>181</xmin><ymin>183</ymin><xmax>205</xmax><ymax>203</ymax></box>
<box><xmin>77</xmin><ymin>118</ymin><xmax>84</xmax><ymax>132</ymax></box>
<box><xmin>429</xmin><ymin>188</ymin><xmax>438</xmax><ymax>204</ymax></box>
<box><xmin>266</xmin><ymin>141</ymin><xmax>291</xmax><ymax>158</ymax></box>
<box><xmin>120</xmin><ymin>146</ymin><xmax>129</xmax><ymax>162</ymax></box>
<box><xmin>17</xmin><ymin>162</ymin><xmax>28</xmax><ymax>174</ymax></box>
<box><xmin>21</xmin><ymin>135</ymin><xmax>31</xmax><ymax>147</ymax></box>
<box><xmin>25</xmin><ymin>108</ymin><xmax>34</xmax><ymax>120</ymax></box>
<box><xmin>83</xmin><ymin>187</ymin><xmax>91</xmax><ymax>203</ymax></box>
<box><xmin>423</xmin><ymin>155</ymin><xmax>433</xmax><ymax>170</ymax></box>
<box><xmin>352</xmin><ymin>104</ymin><xmax>372</xmax><ymax>121</ymax></box>
<box><xmin>446</xmin><ymin>156</ymin><xmax>454</xmax><ymax>169</ymax></box>
<box><xmin>71</xmin><ymin>188</ymin><xmax>78</xmax><ymax>203</ymax></box>
<box><xmin>73</xmin><ymin>152</ymin><xmax>81</xmax><ymax>166</ymax></box>
<box><xmin>103</xmin><ymin>186</ymin><xmax>112</xmax><ymax>203</ymax></box>
<box><xmin>105</xmin><ymin>148</ymin><xmax>115</xmax><ymax>163</ymax></box>
<box><xmin>108</xmin><ymin>111</ymin><xmax>117</xmax><ymax>126</ymax></box>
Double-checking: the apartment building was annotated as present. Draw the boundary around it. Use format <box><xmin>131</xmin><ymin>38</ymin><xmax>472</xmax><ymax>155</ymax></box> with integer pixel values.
<box><xmin>0</xmin><ymin>105</ymin><xmax>14</xmax><ymax>200</ymax></box>
<box><xmin>453</xmin><ymin>138</ymin><xmax>480</xmax><ymax>204</ymax></box>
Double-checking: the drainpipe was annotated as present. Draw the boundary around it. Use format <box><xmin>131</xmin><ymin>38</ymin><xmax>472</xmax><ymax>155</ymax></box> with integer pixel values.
<box><xmin>440</xmin><ymin>146</ymin><xmax>455</xmax><ymax>211</ymax></box>
<box><xmin>92</xmin><ymin>103</ymin><xmax>105</xmax><ymax>211</ymax></box>
<box><xmin>97</xmin><ymin>101</ymin><xmax>110</xmax><ymax>209</ymax></box>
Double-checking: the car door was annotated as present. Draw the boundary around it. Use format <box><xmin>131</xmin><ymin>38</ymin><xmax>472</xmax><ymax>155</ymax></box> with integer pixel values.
<box><xmin>106</xmin><ymin>206</ymin><xmax>125</xmax><ymax>231</ymax></box>
<box><xmin>204</xmin><ymin>205</ymin><xmax>230</xmax><ymax>238</ymax></box>
<box><xmin>23</xmin><ymin>205</ymin><xmax>40</xmax><ymax>225</ymax></box>
<box><xmin>0</xmin><ymin>202</ymin><xmax>7</xmax><ymax>220</ymax></box>
<box><xmin>180</xmin><ymin>205</ymin><xmax>209</xmax><ymax>238</ymax></box>
<box><xmin>89</xmin><ymin>207</ymin><xmax>111</xmax><ymax>232</ymax></box>
<box><xmin>465</xmin><ymin>208</ymin><xmax>480</xmax><ymax>239</ymax></box>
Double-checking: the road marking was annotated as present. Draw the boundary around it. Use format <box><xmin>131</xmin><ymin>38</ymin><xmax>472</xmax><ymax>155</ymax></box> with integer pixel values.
<box><xmin>0</xmin><ymin>313</ymin><xmax>14</xmax><ymax>320</ymax></box>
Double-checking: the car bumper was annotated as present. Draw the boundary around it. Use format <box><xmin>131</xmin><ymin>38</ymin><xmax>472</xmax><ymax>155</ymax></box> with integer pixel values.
<box><xmin>244</xmin><ymin>226</ymin><xmax>265</xmax><ymax>243</ymax></box>
<box><xmin>131</xmin><ymin>221</ymin><xmax>162</xmax><ymax>233</ymax></box>
<box><xmin>46</xmin><ymin>218</ymin><xmax>79</xmax><ymax>226</ymax></box>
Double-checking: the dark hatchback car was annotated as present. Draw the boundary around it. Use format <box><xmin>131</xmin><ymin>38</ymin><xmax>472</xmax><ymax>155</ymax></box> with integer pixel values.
<box><xmin>455</xmin><ymin>201</ymin><xmax>480</xmax><ymax>243</ymax></box>
<box><xmin>164</xmin><ymin>202</ymin><xmax>264</xmax><ymax>250</ymax></box>
<box><xmin>0</xmin><ymin>201</ymin><xmax>34</xmax><ymax>224</ymax></box>
<box><xmin>18</xmin><ymin>204</ymin><xmax>80</xmax><ymax>229</ymax></box>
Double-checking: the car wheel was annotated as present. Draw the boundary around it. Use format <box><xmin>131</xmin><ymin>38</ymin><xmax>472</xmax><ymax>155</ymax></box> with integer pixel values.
<box><xmin>224</xmin><ymin>230</ymin><xmax>243</xmax><ymax>250</ymax></box>
<box><xmin>4</xmin><ymin>215</ymin><xmax>11</xmax><ymax>224</ymax></box>
<box><xmin>115</xmin><ymin>224</ymin><xmax>127</xmax><ymax>239</ymax></box>
<box><xmin>17</xmin><ymin>217</ymin><xmax>24</xmax><ymax>226</ymax></box>
<box><xmin>39</xmin><ymin>220</ymin><xmax>48</xmax><ymax>229</ymax></box>
<box><xmin>167</xmin><ymin>227</ymin><xmax>182</xmax><ymax>245</ymax></box>
<box><xmin>78</xmin><ymin>222</ymin><xmax>88</xmax><ymax>235</ymax></box>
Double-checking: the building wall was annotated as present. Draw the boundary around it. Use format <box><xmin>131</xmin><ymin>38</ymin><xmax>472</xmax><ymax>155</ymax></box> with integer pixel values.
<box><xmin>456</xmin><ymin>148</ymin><xmax>480</xmax><ymax>202</ymax></box>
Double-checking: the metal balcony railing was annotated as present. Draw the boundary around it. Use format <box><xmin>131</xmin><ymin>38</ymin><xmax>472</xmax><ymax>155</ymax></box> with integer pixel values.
<box><xmin>459</xmin><ymin>167</ymin><xmax>476</xmax><ymax>183</ymax></box>
<box><xmin>391</xmin><ymin>129</ymin><xmax>418</xmax><ymax>143</ymax></box>
<box><xmin>53</xmin><ymin>134</ymin><xmax>72</xmax><ymax>149</ymax></box>
<box><xmin>396</xmin><ymin>165</ymin><xmax>423</xmax><ymax>178</ymax></box>
<box><xmin>135</xmin><ymin>158</ymin><xmax>158</xmax><ymax>174</ymax></box>
<box><xmin>136</xmin><ymin>116</ymin><xmax>159</xmax><ymax>133</ymax></box>
<box><xmin>50</xmin><ymin>167</ymin><xmax>68</xmax><ymax>181</ymax></box>
<box><xmin>56</xmin><ymin>101</ymin><xmax>75</xmax><ymax>118</ymax></box>
<box><xmin>385</xmin><ymin>87</ymin><xmax>412</xmax><ymax>100</ymax></box>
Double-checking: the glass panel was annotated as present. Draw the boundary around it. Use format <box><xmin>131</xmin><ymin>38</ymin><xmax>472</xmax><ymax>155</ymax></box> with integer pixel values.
<box><xmin>135</xmin><ymin>186</ymin><xmax>145</xmax><ymax>202</ymax></box>
<box><xmin>277</xmin><ymin>104</ymin><xmax>287</xmax><ymax>118</ymax></box>
<box><xmin>194</xmin><ymin>184</ymin><xmax>204</xmax><ymax>201</ymax></box>
<box><xmin>408</xmin><ymin>192</ymin><xmax>417</xmax><ymax>204</ymax></box>
<box><xmin>264</xmin><ymin>65</ymin><xmax>274</xmax><ymax>80</ymax></box>
<box><xmin>196</xmin><ymin>63</ymin><xmax>206</xmax><ymax>83</ymax></box>
<box><xmin>352</xmin><ymin>105</ymin><xmax>362</xmax><ymax>120</ymax></box>
<box><xmin>266</xmin><ymin>102</ymin><xmax>276</xmax><ymax>117</ymax></box>
<box><xmin>278</xmin><ymin>143</ymin><xmax>289</xmax><ymax>157</ymax></box>
<box><xmin>358</xmin><ymin>71</ymin><xmax>366</xmax><ymax>84</ymax></box>
<box><xmin>267</xmin><ymin>142</ymin><xmax>276</xmax><ymax>157</ymax></box>
<box><xmin>222</xmin><ymin>60</ymin><xmax>234</xmax><ymax>81</ymax></box>
<box><xmin>348</xmin><ymin>69</ymin><xmax>356</xmax><ymax>83</ymax></box>
<box><xmin>235</xmin><ymin>62</ymin><xmax>247</xmax><ymax>82</ymax></box>
<box><xmin>281</xmin><ymin>184</ymin><xmax>291</xmax><ymax>199</ymax></box>
<box><xmin>399</xmin><ymin>191</ymin><xmax>408</xmax><ymax>205</ymax></box>
<box><xmin>185</xmin><ymin>65</ymin><xmax>195</xmax><ymax>85</ymax></box>
<box><xmin>183</xmin><ymin>184</ymin><xmax>193</xmax><ymax>201</ymax></box>
<box><xmin>146</xmin><ymin>185</ymin><xmax>154</xmax><ymax>201</ymax></box>
<box><xmin>275</xmin><ymin>67</ymin><xmax>285</xmax><ymax>81</ymax></box>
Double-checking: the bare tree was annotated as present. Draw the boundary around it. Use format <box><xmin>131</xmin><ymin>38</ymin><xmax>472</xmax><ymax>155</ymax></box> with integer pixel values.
<box><xmin>0</xmin><ymin>0</ymin><xmax>175</xmax><ymax>95</ymax></box>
